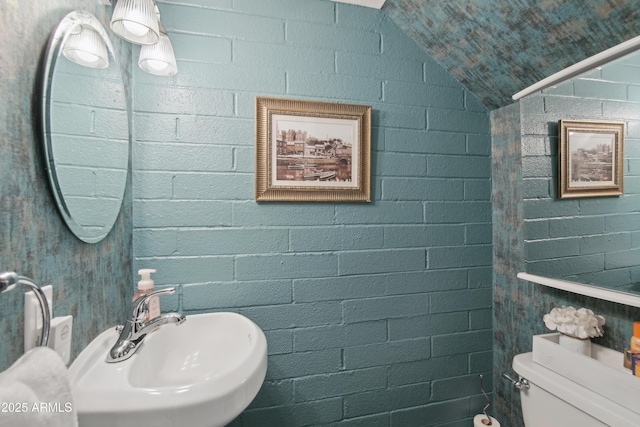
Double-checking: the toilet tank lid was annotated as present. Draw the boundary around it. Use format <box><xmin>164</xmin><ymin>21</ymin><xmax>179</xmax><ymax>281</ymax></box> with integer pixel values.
<box><xmin>512</xmin><ymin>353</ymin><xmax>638</xmax><ymax>427</ymax></box>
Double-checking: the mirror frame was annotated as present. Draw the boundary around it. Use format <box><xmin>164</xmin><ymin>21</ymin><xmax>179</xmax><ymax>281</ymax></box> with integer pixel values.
<box><xmin>41</xmin><ymin>10</ymin><xmax>129</xmax><ymax>243</ymax></box>
<box><xmin>518</xmin><ymin>272</ymin><xmax>640</xmax><ymax>308</ymax></box>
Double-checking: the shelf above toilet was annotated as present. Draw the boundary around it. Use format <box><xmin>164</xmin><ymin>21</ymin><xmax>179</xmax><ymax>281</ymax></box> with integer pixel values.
<box><xmin>532</xmin><ymin>333</ymin><xmax>640</xmax><ymax>416</ymax></box>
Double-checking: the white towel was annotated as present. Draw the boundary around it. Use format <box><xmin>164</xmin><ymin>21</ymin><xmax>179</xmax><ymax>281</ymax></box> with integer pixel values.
<box><xmin>0</xmin><ymin>347</ymin><xmax>77</xmax><ymax>427</ymax></box>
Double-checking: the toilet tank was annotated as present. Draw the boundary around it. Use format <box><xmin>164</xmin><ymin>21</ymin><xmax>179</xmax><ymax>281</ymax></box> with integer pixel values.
<box><xmin>512</xmin><ymin>353</ymin><xmax>638</xmax><ymax>427</ymax></box>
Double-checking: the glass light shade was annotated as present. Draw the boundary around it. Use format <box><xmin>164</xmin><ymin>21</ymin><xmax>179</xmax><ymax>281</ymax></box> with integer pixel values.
<box><xmin>110</xmin><ymin>0</ymin><xmax>159</xmax><ymax>45</ymax></box>
<box><xmin>62</xmin><ymin>25</ymin><xmax>109</xmax><ymax>69</ymax></box>
<box><xmin>138</xmin><ymin>32</ymin><xmax>177</xmax><ymax>76</ymax></box>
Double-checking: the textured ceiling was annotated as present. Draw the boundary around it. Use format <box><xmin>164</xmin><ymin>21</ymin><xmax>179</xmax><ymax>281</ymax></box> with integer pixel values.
<box><xmin>382</xmin><ymin>0</ymin><xmax>640</xmax><ymax>109</ymax></box>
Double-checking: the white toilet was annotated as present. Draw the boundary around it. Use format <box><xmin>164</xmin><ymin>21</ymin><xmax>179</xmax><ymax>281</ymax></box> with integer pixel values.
<box><xmin>512</xmin><ymin>353</ymin><xmax>638</xmax><ymax>427</ymax></box>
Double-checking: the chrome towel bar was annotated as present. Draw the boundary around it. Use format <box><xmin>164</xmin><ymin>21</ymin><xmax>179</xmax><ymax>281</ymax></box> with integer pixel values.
<box><xmin>0</xmin><ymin>271</ymin><xmax>50</xmax><ymax>347</ymax></box>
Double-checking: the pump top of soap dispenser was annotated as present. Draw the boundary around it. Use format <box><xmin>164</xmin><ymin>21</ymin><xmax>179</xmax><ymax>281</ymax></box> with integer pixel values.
<box><xmin>137</xmin><ymin>268</ymin><xmax>156</xmax><ymax>291</ymax></box>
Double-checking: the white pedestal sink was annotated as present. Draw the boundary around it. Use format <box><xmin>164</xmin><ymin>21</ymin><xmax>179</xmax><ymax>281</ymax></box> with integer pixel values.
<box><xmin>68</xmin><ymin>312</ymin><xmax>267</xmax><ymax>427</ymax></box>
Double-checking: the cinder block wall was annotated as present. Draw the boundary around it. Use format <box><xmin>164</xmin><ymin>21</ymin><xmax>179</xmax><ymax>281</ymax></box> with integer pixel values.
<box><xmin>51</xmin><ymin>59</ymin><xmax>129</xmax><ymax>240</ymax></box>
<box><xmin>522</xmin><ymin>52</ymin><xmax>640</xmax><ymax>290</ymax></box>
<box><xmin>132</xmin><ymin>0</ymin><xmax>492</xmax><ymax>425</ymax></box>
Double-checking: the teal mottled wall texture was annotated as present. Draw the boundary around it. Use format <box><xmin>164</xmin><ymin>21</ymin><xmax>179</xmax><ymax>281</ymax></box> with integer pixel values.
<box><xmin>492</xmin><ymin>54</ymin><xmax>640</xmax><ymax>426</ymax></box>
<box><xmin>0</xmin><ymin>1</ymin><xmax>132</xmax><ymax>371</ymax></box>
<box><xmin>383</xmin><ymin>0</ymin><xmax>640</xmax><ymax>109</ymax></box>
<box><xmin>133</xmin><ymin>0</ymin><xmax>492</xmax><ymax>425</ymax></box>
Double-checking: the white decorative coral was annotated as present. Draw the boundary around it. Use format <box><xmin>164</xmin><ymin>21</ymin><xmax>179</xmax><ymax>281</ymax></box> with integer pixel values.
<box><xmin>543</xmin><ymin>306</ymin><xmax>606</xmax><ymax>339</ymax></box>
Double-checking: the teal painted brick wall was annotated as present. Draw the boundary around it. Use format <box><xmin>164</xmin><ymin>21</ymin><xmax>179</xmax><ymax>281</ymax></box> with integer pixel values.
<box><xmin>132</xmin><ymin>0</ymin><xmax>491</xmax><ymax>425</ymax></box>
<box><xmin>522</xmin><ymin>50</ymin><xmax>640</xmax><ymax>291</ymax></box>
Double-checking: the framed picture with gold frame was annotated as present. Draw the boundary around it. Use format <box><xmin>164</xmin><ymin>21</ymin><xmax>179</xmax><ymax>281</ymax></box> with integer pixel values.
<box><xmin>558</xmin><ymin>119</ymin><xmax>624</xmax><ymax>199</ymax></box>
<box><xmin>255</xmin><ymin>97</ymin><xmax>371</xmax><ymax>202</ymax></box>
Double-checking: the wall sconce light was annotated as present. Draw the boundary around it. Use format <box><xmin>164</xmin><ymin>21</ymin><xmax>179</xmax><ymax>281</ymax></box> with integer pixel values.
<box><xmin>110</xmin><ymin>0</ymin><xmax>159</xmax><ymax>45</ymax></box>
<box><xmin>138</xmin><ymin>25</ymin><xmax>177</xmax><ymax>76</ymax></box>
<box><xmin>109</xmin><ymin>0</ymin><xmax>177</xmax><ymax>76</ymax></box>
<box><xmin>63</xmin><ymin>24</ymin><xmax>110</xmax><ymax>69</ymax></box>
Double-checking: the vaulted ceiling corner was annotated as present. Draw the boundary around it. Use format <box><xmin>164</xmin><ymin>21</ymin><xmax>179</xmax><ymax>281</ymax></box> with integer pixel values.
<box><xmin>382</xmin><ymin>0</ymin><xmax>640</xmax><ymax>110</ymax></box>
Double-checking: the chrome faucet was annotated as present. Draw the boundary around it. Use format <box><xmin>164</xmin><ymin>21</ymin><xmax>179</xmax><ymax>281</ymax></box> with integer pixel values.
<box><xmin>106</xmin><ymin>287</ymin><xmax>186</xmax><ymax>363</ymax></box>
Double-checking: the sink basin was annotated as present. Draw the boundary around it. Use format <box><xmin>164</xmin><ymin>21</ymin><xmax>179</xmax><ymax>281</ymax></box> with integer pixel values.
<box><xmin>68</xmin><ymin>312</ymin><xmax>267</xmax><ymax>427</ymax></box>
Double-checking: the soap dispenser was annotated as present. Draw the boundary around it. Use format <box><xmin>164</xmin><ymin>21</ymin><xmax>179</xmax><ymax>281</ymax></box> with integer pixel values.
<box><xmin>133</xmin><ymin>269</ymin><xmax>160</xmax><ymax>321</ymax></box>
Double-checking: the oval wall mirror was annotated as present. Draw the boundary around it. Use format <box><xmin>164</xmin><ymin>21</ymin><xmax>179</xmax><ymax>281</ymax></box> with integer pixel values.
<box><xmin>42</xmin><ymin>10</ymin><xmax>129</xmax><ymax>243</ymax></box>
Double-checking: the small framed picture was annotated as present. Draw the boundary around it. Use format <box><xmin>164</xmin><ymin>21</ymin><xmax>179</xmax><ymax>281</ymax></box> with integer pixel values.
<box><xmin>558</xmin><ymin>119</ymin><xmax>625</xmax><ymax>199</ymax></box>
<box><xmin>255</xmin><ymin>97</ymin><xmax>371</xmax><ymax>202</ymax></box>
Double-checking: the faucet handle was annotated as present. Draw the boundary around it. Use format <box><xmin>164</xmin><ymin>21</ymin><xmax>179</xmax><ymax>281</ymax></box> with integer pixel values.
<box><xmin>130</xmin><ymin>287</ymin><xmax>176</xmax><ymax>320</ymax></box>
